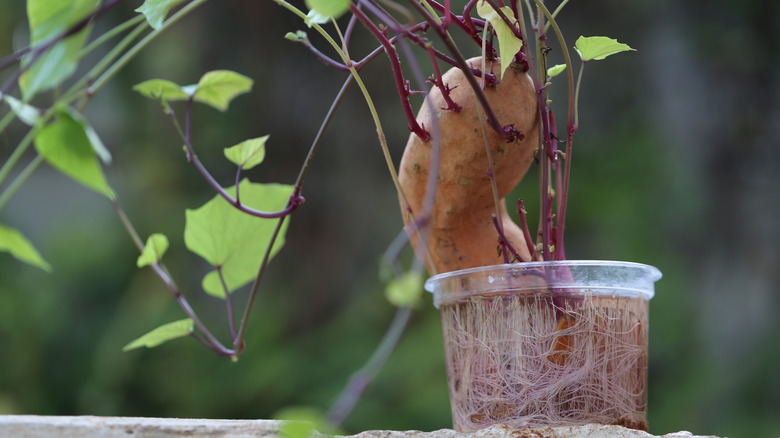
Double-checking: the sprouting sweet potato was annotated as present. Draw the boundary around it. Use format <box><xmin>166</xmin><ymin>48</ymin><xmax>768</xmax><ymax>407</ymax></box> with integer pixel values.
<box><xmin>399</xmin><ymin>56</ymin><xmax>539</xmax><ymax>273</ymax></box>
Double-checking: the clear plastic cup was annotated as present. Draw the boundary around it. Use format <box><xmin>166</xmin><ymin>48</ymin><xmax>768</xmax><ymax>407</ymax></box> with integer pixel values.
<box><xmin>425</xmin><ymin>261</ymin><xmax>662</xmax><ymax>432</ymax></box>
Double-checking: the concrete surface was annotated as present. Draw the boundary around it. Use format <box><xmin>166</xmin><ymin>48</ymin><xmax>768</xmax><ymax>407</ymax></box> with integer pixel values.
<box><xmin>0</xmin><ymin>416</ymin><xmax>722</xmax><ymax>438</ymax></box>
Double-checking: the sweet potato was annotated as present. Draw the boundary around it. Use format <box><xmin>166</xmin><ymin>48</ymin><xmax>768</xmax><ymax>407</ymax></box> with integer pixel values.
<box><xmin>399</xmin><ymin>57</ymin><xmax>539</xmax><ymax>273</ymax></box>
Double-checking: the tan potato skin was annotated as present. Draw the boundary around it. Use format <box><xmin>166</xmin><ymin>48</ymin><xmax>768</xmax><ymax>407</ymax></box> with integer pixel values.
<box><xmin>399</xmin><ymin>57</ymin><xmax>539</xmax><ymax>274</ymax></box>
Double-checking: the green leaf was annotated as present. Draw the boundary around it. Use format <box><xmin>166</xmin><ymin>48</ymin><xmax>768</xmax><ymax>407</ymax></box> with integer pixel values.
<box><xmin>547</xmin><ymin>64</ymin><xmax>567</xmax><ymax>78</ymax></box>
<box><xmin>476</xmin><ymin>1</ymin><xmax>522</xmax><ymax>79</ymax></box>
<box><xmin>2</xmin><ymin>94</ymin><xmax>40</xmax><ymax>125</ymax></box>
<box><xmin>133</xmin><ymin>71</ymin><xmax>253</xmax><ymax>111</ymax></box>
<box><xmin>122</xmin><ymin>318</ymin><xmax>193</xmax><ymax>351</ymax></box>
<box><xmin>384</xmin><ymin>270</ymin><xmax>424</xmax><ymax>308</ymax></box>
<box><xmin>20</xmin><ymin>0</ymin><xmax>96</xmax><ymax>100</ymax></box>
<box><xmin>305</xmin><ymin>0</ymin><xmax>350</xmax><ymax>20</ymax></box>
<box><xmin>34</xmin><ymin>108</ymin><xmax>114</xmax><ymax>199</ymax></box>
<box><xmin>0</xmin><ymin>223</ymin><xmax>51</xmax><ymax>272</ymax></box>
<box><xmin>62</xmin><ymin>107</ymin><xmax>112</xmax><ymax>164</ymax></box>
<box><xmin>304</xmin><ymin>9</ymin><xmax>329</xmax><ymax>27</ymax></box>
<box><xmin>224</xmin><ymin>136</ymin><xmax>268</xmax><ymax>170</ymax></box>
<box><xmin>192</xmin><ymin>70</ymin><xmax>254</xmax><ymax>112</ymax></box>
<box><xmin>181</xmin><ymin>84</ymin><xmax>198</xmax><ymax>97</ymax></box>
<box><xmin>184</xmin><ymin>180</ymin><xmax>292</xmax><ymax>297</ymax></box>
<box><xmin>574</xmin><ymin>36</ymin><xmax>636</xmax><ymax>62</ymax></box>
<box><xmin>137</xmin><ymin>233</ymin><xmax>169</xmax><ymax>268</ymax></box>
<box><xmin>284</xmin><ymin>31</ymin><xmax>308</xmax><ymax>42</ymax></box>
<box><xmin>136</xmin><ymin>0</ymin><xmax>187</xmax><ymax>30</ymax></box>
<box><xmin>133</xmin><ymin>78</ymin><xmax>190</xmax><ymax>103</ymax></box>
<box><xmin>275</xmin><ymin>406</ymin><xmax>340</xmax><ymax>438</ymax></box>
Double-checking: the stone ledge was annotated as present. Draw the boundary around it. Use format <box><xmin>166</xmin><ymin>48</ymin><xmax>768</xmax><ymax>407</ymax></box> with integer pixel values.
<box><xmin>0</xmin><ymin>416</ymin><xmax>721</xmax><ymax>438</ymax></box>
<box><xmin>352</xmin><ymin>424</ymin><xmax>720</xmax><ymax>438</ymax></box>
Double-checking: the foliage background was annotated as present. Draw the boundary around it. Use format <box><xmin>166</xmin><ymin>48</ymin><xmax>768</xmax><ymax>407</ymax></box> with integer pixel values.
<box><xmin>0</xmin><ymin>0</ymin><xmax>778</xmax><ymax>436</ymax></box>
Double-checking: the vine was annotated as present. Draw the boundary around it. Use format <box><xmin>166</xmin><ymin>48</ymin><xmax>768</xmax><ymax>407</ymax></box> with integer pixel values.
<box><xmin>0</xmin><ymin>0</ymin><xmax>635</xmax><ymax>429</ymax></box>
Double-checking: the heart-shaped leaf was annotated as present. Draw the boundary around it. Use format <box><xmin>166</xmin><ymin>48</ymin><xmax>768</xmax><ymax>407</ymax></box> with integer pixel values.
<box><xmin>133</xmin><ymin>70</ymin><xmax>253</xmax><ymax>111</ymax></box>
<box><xmin>224</xmin><ymin>136</ymin><xmax>268</xmax><ymax>170</ymax></box>
<box><xmin>184</xmin><ymin>180</ymin><xmax>292</xmax><ymax>297</ymax></box>
<box><xmin>575</xmin><ymin>36</ymin><xmax>635</xmax><ymax>62</ymax></box>
<box><xmin>123</xmin><ymin>318</ymin><xmax>194</xmax><ymax>351</ymax></box>
<box><xmin>192</xmin><ymin>70</ymin><xmax>254</xmax><ymax>112</ymax></box>
<box><xmin>133</xmin><ymin>79</ymin><xmax>190</xmax><ymax>103</ymax></box>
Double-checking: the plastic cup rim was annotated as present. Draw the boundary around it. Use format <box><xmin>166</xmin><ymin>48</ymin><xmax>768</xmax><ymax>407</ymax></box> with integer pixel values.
<box><xmin>424</xmin><ymin>260</ymin><xmax>663</xmax><ymax>295</ymax></box>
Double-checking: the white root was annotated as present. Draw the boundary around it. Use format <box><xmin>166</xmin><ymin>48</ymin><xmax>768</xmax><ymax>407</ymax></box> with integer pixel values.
<box><xmin>440</xmin><ymin>292</ymin><xmax>649</xmax><ymax>432</ymax></box>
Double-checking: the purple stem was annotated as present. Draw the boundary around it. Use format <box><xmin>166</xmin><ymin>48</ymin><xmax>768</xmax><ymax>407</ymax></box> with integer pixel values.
<box><xmin>513</xmin><ymin>21</ymin><xmax>555</xmax><ymax>260</ymax></box>
<box><xmin>0</xmin><ymin>46</ymin><xmax>30</xmax><ymax>71</ymax></box>
<box><xmin>217</xmin><ymin>267</ymin><xmax>238</xmax><ymax>340</ymax></box>
<box><xmin>296</xmin><ymin>14</ymin><xmax>492</xmax><ymax>88</ymax></box>
<box><xmin>548</xmin><ymin>108</ymin><xmax>563</xmax><ymax>259</ymax></box>
<box><xmin>417</xmin><ymin>0</ymin><xmax>485</xmax><ymax>46</ymax></box>
<box><xmin>351</xmin><ymin>3</ymin><xmax>430</xmax><ymax>141</ymax></box>
<box><xmin>327</xmin><ymin>306</ymin><xmax>412</xmax><ymax>427</ymax></box>
<box><xmin>343</xmin><ymin>5</ymin><xmax>360</xmax><ymax>50</ymax></box>
<box><xmin>300</xmin><ymin>38</ymin><xmax>356</xmax><ymax>72</ymax></box>
<box><xmin>479</xmin><ymin>0</ymin><xmax>525</xmax><ymax>41</ymax></box>
<box><xmin>404</xmin><ymin>0</ymin><xmax>515</xmax><ymax>140</ymax></box>
<box><xmin>443</xmin><ymin>0</ymin><xmax>452</xmax><ymax>28</ymax></box>
<box><xmin>405</xmin><ymin>30</ymin><xmax>497</xmax><ymax>84</ymax></box>
<box><xmin>555</xmin><ymin>59</ymin><xmax>582</xmax><ymax>261</ymax></box>
<box><xmin>424</xmin><ymin>44</ymin><xmax>461</xmax><ymax>112</ymax></box>
<box><xmin>183</xmin><ymin>97</ymin><xmax>304</xmax><ymax>219</ymax></box>
<box><xmin>491</xmin><ymin>215</ymin><xmax>524</xmax><ymax>262</ymax></box>
<box><xmin>112</xmin><ymin>198</ymin><xmax>235</xmax><ymax>357</ymax></box>
<box><xmin>462</xmin><ymin>0</ymin><xmax>484</xmax><ymax>37</ymax></box>
<box><xmin>234</xmin><ymin>76</ymin><xmax>356</xmax><ymax>354</ymax></box>
<box><xmin>149</xmin><ymin>261</ymin><xmax>234</xmax><ymax>356</ymax></box>
<box><xmin>517</xmin><ymin>199</ymin><xmax>537</xmax><ymax>258</ymax></box>
<box><xmin>535</xmin><ymin>97</ymin><xmax>553</xmax><ymax>260</ymax></box>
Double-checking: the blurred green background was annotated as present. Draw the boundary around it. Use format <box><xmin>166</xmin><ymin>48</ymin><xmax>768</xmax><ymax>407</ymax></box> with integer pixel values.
<box><xmin>0</xmin><ymin>0</ymin><xmax>778</xmax><ymax>436</ymax></box>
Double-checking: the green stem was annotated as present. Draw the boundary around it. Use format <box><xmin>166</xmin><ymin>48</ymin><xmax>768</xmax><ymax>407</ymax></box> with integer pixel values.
<box><xmin>515</xmin><ymin>0</ymin><xmax>547</xmax><ymax>251</ymax></box>
<box><xmin>273</xmin><ymin>0</ymin><xmax>410</xmax><ymax>210</ymax></box>
<box><xmin>0</xmin><ymin>127</ymin><xmax>35</xmax><ymax>189</ymax></box>
<box><xmin>475</xmin><ymin>25</ymin><xmax>504</xmax><ymax>251</ymax></box>
<box><xmin>63</xmin><ymin>19</ymin><xmax>149</xmax><ymax>106</ymax></box>
<box><xmin>544</xmin><ymin>0</ymin><xmax>570</xmax><ymax>33</ymax></box>
<box><xmin>0</xmin><ymin>109</ymin><xmax>16</xmax><ymax>135</ymax></box>
<box><xmin>533</xmin><ymin>0</ymin><xmax>575</xmax><ymax>130</ymax></box>
<box><xmin>89</xmin><ymin>0</ymin><xmax>211</xmax><ymax>96</ymax></box>
<box><xmin>0</xmin><ymin>155</ymin><xmax>43</xmax><ymax>213</ymax></box>
<box><xmin>79</xmin><ymin>15</ymin><xmax>145</xmax><ymax>59</ymax></box>
<box><xmin>574</xmin><ymin>61</ymin><xmax>585</xmax><ymax>129</ymax></box>
<box><xmin>533</xmin><ymin>0</ymin><xmax>578</xmax><ymax>258</ymax></box>
<box><xmin>216</xmin><ymin>266</ymin><xmax>238</xmax><ymax>340</ymax></box>
<box><xmin>2</xmin><ymin>1</ymin><xmax>204</xmax><ymax>210</ymax></box>
<box><xmin>1</xmin><ymin>20</ymin><xmax>145</xmax><ymax>194</ymax></box>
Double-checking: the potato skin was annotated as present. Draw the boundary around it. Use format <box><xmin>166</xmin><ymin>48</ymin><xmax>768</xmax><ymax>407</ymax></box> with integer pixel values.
<box><xmin>399</xmin><ymin>57</ymin><xmax>539</xmax><ymax>274</ymax></box>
